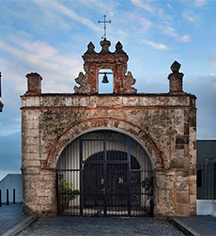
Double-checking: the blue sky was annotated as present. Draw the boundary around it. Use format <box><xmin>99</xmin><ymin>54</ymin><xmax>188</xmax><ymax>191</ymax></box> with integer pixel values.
<box><xmin>0</xmin><ymin>0</ymin><xmax>216</xmax><ymax>180</ymax></box>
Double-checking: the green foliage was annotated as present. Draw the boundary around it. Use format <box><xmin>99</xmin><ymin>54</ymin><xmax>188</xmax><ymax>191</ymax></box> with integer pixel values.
<box><xmin>51</xmin><ymin>128</ymin><xmax>59</xmax><ymax>139</ymax></box>
<box><xmin>141</xmin><ymin>176</ymin><xmax>153</xmax><ymax>195</ymax></box>
<box><xmin>59</xmin><ymin>179</ymin><xmax>79</xmax><ymax>203</ymax></box>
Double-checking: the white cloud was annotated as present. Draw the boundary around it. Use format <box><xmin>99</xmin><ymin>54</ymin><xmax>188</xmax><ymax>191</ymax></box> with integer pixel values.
<box><xmin>167</xmin><ymin>4</ymin><xmax>173</xmax><ymax>10</ymax></box>
<box><xmin>131</xmin><ymin>0</ymin><xmax>155</xmax><ymax>14</ymax></box>
<box><xmin>32</xmin><ymin>0</ymin><xmax>101</xmax><ymax>33</ymax></box>
<box><xmin>194</xmin><ymin>0</ymin><xmax>209</xmax><ymax>7</ymax></box>
<box><xmin>182</xmin><ymin>10</ymin><xmax>201</xmax><ymax>23</ymax></box>
<box><xmin>140</xmin><ymin>17</ymin><xmax>153</xmax><ymax>33</ymax></box>
<box><xmin>164</xmin><ymin>27</ymin><xmax>191</xmax><ymax>42</ymax></box>
<box><xmin>10</xmin><ymin>37</ymin><xmax>81</xmax><ymax>68</ymax></box>
<box><xmin>74</xmin><ymin>0</ymin><xmax>117</xmax><ymax>14</ymax></box>
<box><xmin>0</xmin><ymin>121</ymin><xmax>20</xmax><ymax>136</ymax></box>
<box><xmin>0</xmin><ymin>39</ymin><xmax>83</xmax><ymax>93</ymax></box>
<box><xmin>11</xmin><ymin>37</ymin><xmax>58</xmax><ymax>59</ymax></box>
<box><xmin>210</xmin><ymin>55</ymin><xmax>216</xmax><ymax>67</ymax></box>
<box><xmin>143</xmin><ymin>40</ymin><xmax>169</xmax><ymax>50</ymax></box>
<box><xmin>181</xmin><ymin>35</ymin><xmax>191</xmax><ymax>42</ymax></box>
<box><xmin>2</xmin><ymin>38</ymin><xmax>81</xmax><ymax>68</ymax></box>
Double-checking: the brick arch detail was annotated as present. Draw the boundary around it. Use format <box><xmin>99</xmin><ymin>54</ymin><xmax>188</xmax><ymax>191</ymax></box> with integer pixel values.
<box><xmin>45</xmin><ymin>118</ymin><xmax>165</xmax><ymax>169</ymax></box>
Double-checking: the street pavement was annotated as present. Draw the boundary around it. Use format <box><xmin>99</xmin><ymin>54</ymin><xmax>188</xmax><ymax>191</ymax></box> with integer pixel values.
<box><xmin>1</xmin><ymin>203</ymin><xmax>216</xmax><ymax>236</ymax></box>
<box><xmin>17</xmin><ymin>216</ymin><xmax>185</xmax><ymax>236</ymax></box>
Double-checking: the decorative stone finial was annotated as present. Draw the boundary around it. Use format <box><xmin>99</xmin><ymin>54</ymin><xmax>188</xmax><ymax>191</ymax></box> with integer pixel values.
<box><xmin>170</xmin><ymin>61</ymin><xmax>181</xmax><ymax>73</ymax></box>
<box><xmin>99</xmin><ymin>38</ymin><xmax>111</xmax><ymax>54</ymax></box>
<box><xmin>168</xmin><ymin>61</ymin><xmax>184</xmax><ymax>94</ymax></box>
<box><xmin>84</xmin><ymin>42</ymin><xmax>96</xmax><ymax>54</ymax></box>
<box><xmin>26</xmin><ymin>73</ymin><xmax>43</xmax><ymax>95</ymax></box>
<box><xmin>115</xmin><ymin>41</ymin><xmax>126</xmax><ymax>54</ymax></box>
<box><xmin>116</xmin><ymin>41</ymin><xmax>122</xmax><ymax>50</ymax></box>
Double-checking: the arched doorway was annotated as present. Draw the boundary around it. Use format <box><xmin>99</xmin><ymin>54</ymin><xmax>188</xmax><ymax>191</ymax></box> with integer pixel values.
<box><xmin>57</xmin><ymin>130</ymin><xmax>153</xmax><ymax>216</ymax></box>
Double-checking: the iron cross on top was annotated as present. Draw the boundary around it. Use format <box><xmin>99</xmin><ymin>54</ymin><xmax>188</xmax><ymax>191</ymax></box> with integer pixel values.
<box><xmin>98</xmin><ymin>15</ymin><xmax>111</xmax><ymax>39</ymax></box>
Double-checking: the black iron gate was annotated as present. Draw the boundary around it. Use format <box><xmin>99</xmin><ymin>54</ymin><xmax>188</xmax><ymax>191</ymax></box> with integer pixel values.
<box><xmin>57</xmin><ymin>131</ymin><xmax>153</xmax><ymax>216</ymax></box>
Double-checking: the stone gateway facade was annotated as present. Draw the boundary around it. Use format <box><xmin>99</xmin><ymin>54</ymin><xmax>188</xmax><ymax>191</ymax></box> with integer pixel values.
<box><xmin>21</xmin><ymin>39</ymin><xmax>197</xmax><ymax>217</ymax></box>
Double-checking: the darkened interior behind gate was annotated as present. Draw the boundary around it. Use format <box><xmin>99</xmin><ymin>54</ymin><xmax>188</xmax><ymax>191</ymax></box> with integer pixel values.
<box><xmin>56</xmin><ymin>130</ymin><xmax>153</xmax><ymax>216</ymax></box>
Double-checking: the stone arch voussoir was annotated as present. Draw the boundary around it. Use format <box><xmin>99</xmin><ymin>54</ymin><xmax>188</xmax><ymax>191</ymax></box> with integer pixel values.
<box><xmin>45</xmin><ymin>118</ymin><xmax>165</xmax><ymax>169</ymax></box>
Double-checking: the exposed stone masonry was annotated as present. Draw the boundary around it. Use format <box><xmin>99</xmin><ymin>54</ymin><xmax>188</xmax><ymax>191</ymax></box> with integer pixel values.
<box><xmin>21</xmin><ymin>39</ymin><xmax>197</xmax><ymax>217</ymax></box>
<box><xmin>25</xmin><ymin>73</ymin><xmax>42</xmax><ymax>95</ymax></box>
<box><xmin>74</xmin><ymin>39</ymin><xmax>137</xmax><ymax>94</ymax></box>
<box><xmin>168</xmin><ymin>61</ymin><xmax>184</xmax><ymax>94</ymax></box>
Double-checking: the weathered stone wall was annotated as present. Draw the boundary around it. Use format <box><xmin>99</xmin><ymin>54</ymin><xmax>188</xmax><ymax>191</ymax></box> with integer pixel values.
<box><xmin>21</xmin><ymin>40</ymin><xmax>196</xmax><ymax>217</ymax></box>
<box><xmin>21</xmin><ymin>93</ymin><xmax>196</xmax><ymax>217</ymax></box>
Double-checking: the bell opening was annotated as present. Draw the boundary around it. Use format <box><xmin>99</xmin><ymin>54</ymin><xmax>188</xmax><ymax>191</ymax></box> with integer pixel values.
<box><xmin>98</xmin><ymin>69</ymin><xmax>113</xmax><ymax>94</ymax></box>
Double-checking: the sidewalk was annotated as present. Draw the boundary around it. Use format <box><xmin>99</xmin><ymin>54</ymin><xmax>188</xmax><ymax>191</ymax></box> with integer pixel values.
<box><xmin>169</xmin><ymin>215</ymin><xmax>216</xmax><ymax>236</ymax></box>
<box><xmin>0</xmin><ymin>203</ymin><xmax>216</xmax><ymax>236</ymax></box>
<box><xmin>0</xmin><ymin>203</ymin><xmax>37</xmax><ymax>236</ymax></box>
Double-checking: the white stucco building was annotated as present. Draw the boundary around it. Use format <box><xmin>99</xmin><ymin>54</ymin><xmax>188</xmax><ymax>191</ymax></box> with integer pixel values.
<box><xmin>0</xmin><ymin>174</ymin><xmax>23</xmax><ymax>203</ymax></box>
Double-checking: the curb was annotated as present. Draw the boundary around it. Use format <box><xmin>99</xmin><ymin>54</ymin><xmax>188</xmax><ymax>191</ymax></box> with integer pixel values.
<box><xmin>2</xmin><ymin>215</ymin><xmax>37</xmax><ymax>236</ymax></box>
<box><xmin>168</xmin><ymin>216</ymin><xmax>201</xmax><ymax>236</ymax></box>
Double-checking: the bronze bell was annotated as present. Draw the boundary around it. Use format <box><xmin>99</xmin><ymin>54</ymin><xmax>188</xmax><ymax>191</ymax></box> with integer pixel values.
<box><xmin>102</xmin><ymin>73</ymin><xmax>109</xmax><ymax>83</ymax></box>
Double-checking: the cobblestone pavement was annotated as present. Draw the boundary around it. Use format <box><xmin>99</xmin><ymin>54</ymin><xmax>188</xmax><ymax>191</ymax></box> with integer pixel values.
<box><xmin>18</xmin><ymin>216</ymin><xmax>185</xmax><ymax>236</ymax></box>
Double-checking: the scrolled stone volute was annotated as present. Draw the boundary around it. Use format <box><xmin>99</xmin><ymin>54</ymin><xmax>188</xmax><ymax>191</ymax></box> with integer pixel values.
<box><xmin>123</xmin><ymin>71</ymin><xmax>137</xmax><ymax>94</ymax></box>
<box><xmin>74</xmin><ymin>72</ymin><xmax>90</xmax><ymax>94</ymax></box>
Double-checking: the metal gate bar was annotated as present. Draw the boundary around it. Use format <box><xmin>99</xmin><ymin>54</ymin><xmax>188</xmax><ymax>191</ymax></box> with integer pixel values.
<box><xmin>56</xmin><ymin>131</ymin><xmax>153</xmax><ymax>216</ymax></box>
